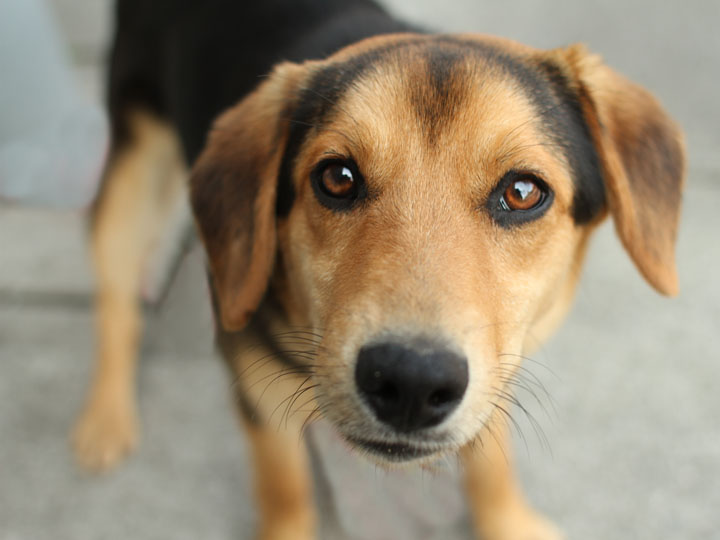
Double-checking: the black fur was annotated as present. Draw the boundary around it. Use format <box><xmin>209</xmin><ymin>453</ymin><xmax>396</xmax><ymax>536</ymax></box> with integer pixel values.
<box><xmin>411</xmin><ymin>46</ymin><xmax>470</xmax><ymax>143</ymax></box>
<box><xmin>108</xmin><ymin>0</ymin><xmax>414</xmax><ymax>165</ymax></box>
<box><xmin>536</xmin><ymin>60</ymin><xmax>607</xmax><ymax>223</ymax></box>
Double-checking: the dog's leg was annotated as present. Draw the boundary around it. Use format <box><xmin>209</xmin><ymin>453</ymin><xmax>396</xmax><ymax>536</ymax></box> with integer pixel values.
<box><xmin>223</xmin><ymin>323</ymin><xmax>317</xmax><ymax>540</ymax></box>
<box><xmin>462</xmin><ymin>421</ymin><xmax>563</xmax><ymax>540</ymax></box>
<box><xmin>72</xmin><ymin>110</ymin><xmax>186</xmax><ymax>470</ymax></box>
<box><xmin>242</xmin><ymin>415</ymin><xmax>316</xmax><ymax>540</ymax></box>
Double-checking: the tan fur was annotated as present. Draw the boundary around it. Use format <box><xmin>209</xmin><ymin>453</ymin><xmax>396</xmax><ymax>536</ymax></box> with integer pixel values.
<box><xmin>221</xmin><ymin>311</ymin><xmax>321</xmax><ymax>540</ymax></box>
<box><xmin>278</xmin><ymin>45</ymin><xmax>587</xmax><ymax>445</ymax></box>
<box><xmin>245</xmin><ymin>422</ymin><xmax>315</xmax><ymax>540</ymax></box>
<box><xmin>241</xmin><ymin>368</ymin><xmax>316</xmax><ymax>540</ymax></box>
<box><xmin>462</xmin><ymin>421</ymin><xmax>562</xmax><ymax>540</ymax></box>
<box><xmin>73</xmin><ymin>110</ymin><xmax>187</xmax><ymax>470</ymax></box>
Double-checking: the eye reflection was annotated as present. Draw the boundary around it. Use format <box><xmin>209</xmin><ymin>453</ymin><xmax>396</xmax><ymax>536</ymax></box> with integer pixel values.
<box><xmin>311</xmin><ymin>158</ymin><xmax>366</xmax><ymax>211</ymax></box>
<box><xmin>321</xmin><ymin>164</ymin><xmax>355</xmax><ymax>198</ymax></box>
<box><xmin>502</xmin><ymin>178</ymin><xmax>543</xmax><ymax>211</ymax></box>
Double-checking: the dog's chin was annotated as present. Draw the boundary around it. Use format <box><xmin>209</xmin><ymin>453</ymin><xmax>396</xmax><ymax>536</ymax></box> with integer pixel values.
<box><xmin>341</xmin><ymin>434</ymin><xmax>454</xmax><ymax>466</ymax></box>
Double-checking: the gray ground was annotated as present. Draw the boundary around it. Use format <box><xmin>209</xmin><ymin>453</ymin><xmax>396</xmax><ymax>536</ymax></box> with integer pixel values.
<box><xmin>1</xmin><ymin>1</ymin><xmax>719</xmax><ymax>539</ymax></box>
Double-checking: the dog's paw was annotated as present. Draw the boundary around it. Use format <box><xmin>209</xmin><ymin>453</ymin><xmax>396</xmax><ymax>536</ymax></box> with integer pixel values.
<box><xmin>71</xmin><ymin>397</ymin><xmax>138</xmax><ymax>471</ymax></box>
<box><xmin>259</xmin><ymin>530</ymin><xmax>308</xmax><ymax>540</ymax></box>
<box><xmin>258</xmin><ymin>512</ymin><xmax>315</xmax><ymax>540</ymax></box>
<box><xmin>475</xmin><ymin>504</ymin><xmax>564</xmax><ymax>540</ymax></box>
<box><xmin>258</xmin><ymin>524</ymin><xmax>315</xmax><ymax>540</ymax></box>
<box><xmin>507</xmin><ymin>514</ymin><xmax>563</xmax><ymax>540</ymax></box>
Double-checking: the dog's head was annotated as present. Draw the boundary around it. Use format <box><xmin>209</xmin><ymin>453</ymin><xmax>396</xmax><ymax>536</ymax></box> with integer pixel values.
<box><xmin>190</xmin><ymin>35</ymin><xmax>684</xmax><ymax>463</ymax></box>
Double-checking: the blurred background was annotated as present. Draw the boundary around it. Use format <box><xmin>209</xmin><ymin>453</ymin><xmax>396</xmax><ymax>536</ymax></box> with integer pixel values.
<box><xmin>1</xmin><ymin>0</ymin><xmax>718</xmax><ymax>539</ymax></box>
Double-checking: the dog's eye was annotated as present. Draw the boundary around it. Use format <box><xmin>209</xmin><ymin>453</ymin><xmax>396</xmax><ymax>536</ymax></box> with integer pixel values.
<box><xmin>486</xmin><ymin>171</ymin><xmax>553</xmax><ymax>227</ymax></box>
<box><xmin>321</xmin><ymin>164</ymin><xmax>356</xmax><ymax>198</ymax></box>
<box><xmin>501</xmin><ymin>179</ymin><xmax>543</xmax><ymax>211</ymax></box>
<box><xmin>311</xmin><ymin>159</ymin><xmax>366</xmax><ymax>211</ymax></box>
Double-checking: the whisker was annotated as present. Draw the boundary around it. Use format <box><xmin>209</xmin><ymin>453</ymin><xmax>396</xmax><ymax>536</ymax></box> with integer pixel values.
<box><xmin>283</xmin><ymin>382</ymin><xmax>321</xmax><ymax>429</ymax></box>
<box><xmin>300</xmin><ymin>406</ymin><xmax>327</xmax><ymax>440</ymax></box>
<box><xmin>497</xmin><ymin>374</ymin><xmax>556</xmax><ymax>421</ymax></box>
<box><xmin>495</xmin><ymin>364</ymin><xmax>554</xmax><ymax>404</ymax></box>
<box><xmin>247</xmin><ymin>365</ymin><xmax>316</xmax><ymax>413</ymax></box>
<box><xmin>289</xmin><ymin>394</ymin><xmax>321</xmax><ymax>422</ymax></box>
<box><xmin>489</xmin><ymin>400</ymin><xmax>530</xmax><ymax>457</ymax></box>
<box><xmin>268</xmin><ymin>375</ymin><xmax>314</xmax><ymax>429</ymax></box>
<box><xmin>497</xmin><ymin>362</ymin><xmax>553</xmax><ymax>396</ymax></box>
<box><xmin>497</xmin><ymin>353</ymin><xmax>558</xmax><ymax>379</ymax></box>
<box><xmin>272</xmin><ymin>329</ymin><xmax>325</xmax><ymax>341</ymax></box>
<box><xmin>239</xmin><ymin>348</ymin><xmax>319</xmax><ymax>381</ymax></box>
<box><xmin>493</xmin><ymin>386</ymin><xmax>552</xmax><ymax>456</ymax></box>
<box><xmin>480</xmin><ymin>421</ymin><xmax>510</xmax><ymax>466</ymax></box>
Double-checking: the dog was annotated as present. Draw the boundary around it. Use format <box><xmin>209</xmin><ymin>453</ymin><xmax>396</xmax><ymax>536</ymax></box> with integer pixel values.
<box><xmin>71</xmin><ymin>0</ymin><xmax>685</xmax><ymax>538</ymax></box>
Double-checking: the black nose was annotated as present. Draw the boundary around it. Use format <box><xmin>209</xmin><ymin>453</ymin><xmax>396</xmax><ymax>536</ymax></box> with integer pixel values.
<box><xmin>355</xmin><ymin>341</ymin><xmax>468</xmax><ymax>433</ymax></box>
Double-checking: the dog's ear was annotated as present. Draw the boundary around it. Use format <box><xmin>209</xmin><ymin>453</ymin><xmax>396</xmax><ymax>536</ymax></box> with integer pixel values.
<box><xmin>543</xmin><ymin>45</ymin><xmax>686</xmax><ymax>296</ymax></box>
<box><xmin>190</xmin><ymin>62</ymin><xmax>306</xmax><ymax>330</ymax></box>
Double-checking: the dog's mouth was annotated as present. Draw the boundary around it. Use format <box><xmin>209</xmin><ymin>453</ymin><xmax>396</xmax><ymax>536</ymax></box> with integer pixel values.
<box><xmin>343</xmin><ymin>434</ymin><xmax>443</xmax><ymax>463</ymax></box>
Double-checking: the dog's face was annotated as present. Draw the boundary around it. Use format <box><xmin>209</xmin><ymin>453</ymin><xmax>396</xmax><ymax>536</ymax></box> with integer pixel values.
<box><xmin>191</xmin><ymin>35</ymin><xmax>684</xmax><ymax>464</ymax></box>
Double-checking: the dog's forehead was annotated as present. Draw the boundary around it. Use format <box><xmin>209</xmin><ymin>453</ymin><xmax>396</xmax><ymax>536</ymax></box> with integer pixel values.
<box><xmin>317</xmin><ymin>40</ymin><xmax>544</xmax><ymax>170</ymax></box>
<box><xmin>277</xmin><ymin>35</ymin><xmax>606</xmax><ymax>222</ymax></box>
<box><xmin>306</xmin><ymin>35</ymin><xmax>552</xmax><ymax>128</ymax></box>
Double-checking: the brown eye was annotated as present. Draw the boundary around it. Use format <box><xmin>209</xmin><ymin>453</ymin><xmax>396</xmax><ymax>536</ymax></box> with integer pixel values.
<box><xmin>502</xmin><ymin>178</ymin><xmax>544</xmax><ymax>211</ymax></box>
<box><xmin>311</xmin><ymin>158</ymin><xmax>367</xmax><ymax>211</ymax></box>
<box><xmin>320</xmin><ymin>163</ymin><xmax>356</xmax><ymax>198</ymax></box>
<box><xmin>486</xmin><ymin>171</ymin><xmax>553</xmax><ymax>227</ymax></box>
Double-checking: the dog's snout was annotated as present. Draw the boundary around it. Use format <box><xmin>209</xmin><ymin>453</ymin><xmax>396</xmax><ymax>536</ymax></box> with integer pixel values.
<box><xmin>355</xmin><ymin>342</ymin><xmax>468</xmax><ymax>432</ymax></box>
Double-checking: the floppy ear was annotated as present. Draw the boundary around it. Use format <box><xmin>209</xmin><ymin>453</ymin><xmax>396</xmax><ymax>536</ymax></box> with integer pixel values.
<box><xmin>190</xmin><ymin>63</ymin><xmax>305</xmax><ymax>331</ymax></box>
<box><xmin>546</xmin><ymin>45</ymin><xmax>686</xmax><ymax>296</ymax></box>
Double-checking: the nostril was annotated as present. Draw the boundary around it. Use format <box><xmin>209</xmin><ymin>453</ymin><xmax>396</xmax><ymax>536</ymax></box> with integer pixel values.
<box><xmin>427</xmin><ymin>388</ymin><xmax>457</xmax><ymax>407</ymax></box>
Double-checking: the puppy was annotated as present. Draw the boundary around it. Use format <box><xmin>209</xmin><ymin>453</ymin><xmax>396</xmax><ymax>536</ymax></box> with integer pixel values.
<box><xmin>73</xmin><ymin>1</ymin><xmax>685</xmax><ymax>538</ymax></box>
